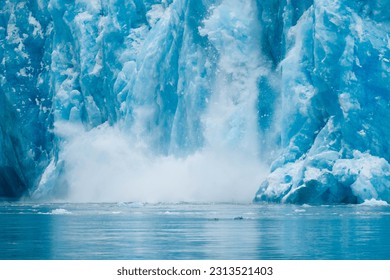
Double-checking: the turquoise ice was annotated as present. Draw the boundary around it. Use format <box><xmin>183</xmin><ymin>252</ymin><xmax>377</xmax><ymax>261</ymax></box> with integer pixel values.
<box><xmin>0</xmin><ymin>0</ymin><xmax>389</xmax><ymax>204</ymax></box>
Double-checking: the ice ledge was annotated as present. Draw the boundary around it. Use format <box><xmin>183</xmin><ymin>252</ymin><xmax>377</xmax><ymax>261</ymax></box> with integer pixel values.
<box><xmin>255</xmin><ymin>151</ymin><xmax>390</xmax><ymax>204</ymax></box>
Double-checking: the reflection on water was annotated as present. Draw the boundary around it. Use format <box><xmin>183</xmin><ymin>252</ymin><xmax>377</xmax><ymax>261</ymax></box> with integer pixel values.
<box><xmin>0</xmin><ymin>203</ymin><xmax>389</xmax><ymax>259</ymax></box>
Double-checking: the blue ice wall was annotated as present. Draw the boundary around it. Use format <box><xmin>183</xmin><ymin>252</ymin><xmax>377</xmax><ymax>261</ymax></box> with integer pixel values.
<box><xmin>255</xmin><ymin>0</ymin><xmax>390</xmax><ymax>204</ymax></box>
<box><xmin>0</xmin><ymin>0</ymin><xmax>389</xmax><ymax>203</ymax></box>
<box><xmin>0</xmin><ymin>0</ymin><xmax>53</xmax><ymax>197</ymax></box>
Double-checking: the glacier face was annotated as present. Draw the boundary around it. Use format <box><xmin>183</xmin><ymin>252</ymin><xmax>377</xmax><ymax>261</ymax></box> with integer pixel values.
<box><xmin>0</xmin><ymin>0</ymin><xmax>389</xmax><ymax>203</ymax></box>
<box><xmin>255</xmin><ymin>0</ymin><xmax>390</xmax><ymax>204</ymax></box>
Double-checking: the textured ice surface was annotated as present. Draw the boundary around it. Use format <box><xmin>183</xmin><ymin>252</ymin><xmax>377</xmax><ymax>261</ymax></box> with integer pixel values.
<box><xmin>0</xmin><ymin>0</ymin><xmax>389</xmax><ymax>203</ymax></box>
<box><xmin>255</xmin><ymin>0</ymin><xmax>390</xmax><ymax>204</ymax></box>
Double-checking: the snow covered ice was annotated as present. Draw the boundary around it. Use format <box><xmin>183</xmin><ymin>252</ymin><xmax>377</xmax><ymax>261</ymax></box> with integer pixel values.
<box><xmin>0</xmin><ymin>0</ymin><xmax>389</xmax><ymax>204</ymax></box>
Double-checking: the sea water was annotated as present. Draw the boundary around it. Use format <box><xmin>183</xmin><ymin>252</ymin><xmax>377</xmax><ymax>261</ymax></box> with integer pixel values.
<box><xmin>0</xmin><ymin>202</ymin><xmax>389</xmax><ymax>260</ymax></box>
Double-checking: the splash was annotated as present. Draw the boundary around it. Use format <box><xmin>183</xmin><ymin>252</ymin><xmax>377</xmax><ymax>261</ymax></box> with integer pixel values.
<box><xmin>53</xmin><ymin>123</ymin><xmax>265</xmax><ymax>203</ymax></box>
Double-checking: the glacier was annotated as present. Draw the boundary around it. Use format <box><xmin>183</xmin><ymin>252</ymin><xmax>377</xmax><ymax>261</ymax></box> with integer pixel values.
<box><xmin>0</xmin><ymin>0</ymin><xmax>389</xmax><ymax>204</ymax></box>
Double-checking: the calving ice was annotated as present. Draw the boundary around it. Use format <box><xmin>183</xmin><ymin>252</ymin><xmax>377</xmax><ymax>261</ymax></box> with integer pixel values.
<box><xmin>0</xmin><ymin>0</ymin><xmax>389</xmax><ymax>204</ymax></box>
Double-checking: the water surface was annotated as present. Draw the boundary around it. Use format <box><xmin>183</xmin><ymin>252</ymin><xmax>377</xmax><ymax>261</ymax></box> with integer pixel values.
<box><xmin>0</xmin><ymin>202</ymin><xmax>389</xmax><ymax>259</ymax></box>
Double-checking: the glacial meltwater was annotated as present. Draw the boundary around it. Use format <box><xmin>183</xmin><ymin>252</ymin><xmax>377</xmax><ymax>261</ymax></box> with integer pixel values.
<box><xmin>1</xmin><ymin>202</ymin><xmax>389</xmax><ymax>260</ymax></box>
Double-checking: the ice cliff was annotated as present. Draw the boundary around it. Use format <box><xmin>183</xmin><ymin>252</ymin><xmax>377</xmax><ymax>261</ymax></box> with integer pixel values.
<box><xmin>0</xmin><ymin>0</ymin><xmax>389</xmax><ymax>203</ymax></box>
<box><xmin>254</xmin><ymin>0</ymin><xmax>390</xmax><ymax>204</ymax></box>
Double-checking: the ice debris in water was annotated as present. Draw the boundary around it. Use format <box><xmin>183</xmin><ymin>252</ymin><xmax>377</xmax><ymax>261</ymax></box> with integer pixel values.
<box><xmin>49</xmin><ymin>209</ymin><xmax>72</xmax><ymax>215</ymax></box>
<box><xmin>361</xmin><ymin>199</ymin><xmax>389</xmax><ymax>207</ymax></box>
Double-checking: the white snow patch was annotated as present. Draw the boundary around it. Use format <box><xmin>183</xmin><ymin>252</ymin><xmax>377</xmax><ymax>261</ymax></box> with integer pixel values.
<box><xmin>28</xmin><ymin>13</ymin><xmax>43</xmax><ymax>38</ymax></box>
<box><xmin>146</xmin><ymin>4</ymin><xmax>165</xmax><ymax>27</ymax></box>
<box><xmin>75</xmin><ymin>11</ymin><xmax>93</xmax><ymax>24</ymax></box>
<box><xmin>339</xmin><ymin>92</ymin><xmax>361</xmax><ymax>118</ymax></box>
